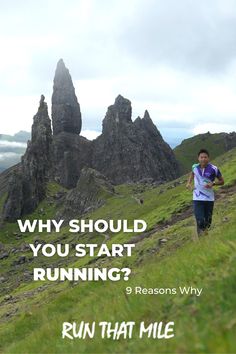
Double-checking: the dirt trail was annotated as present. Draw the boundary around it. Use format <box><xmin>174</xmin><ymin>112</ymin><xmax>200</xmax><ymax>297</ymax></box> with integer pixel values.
<box><xmin>129</xmin><ymin>183</ymin><xmax>236</xmax><ymax>244</ymax></box>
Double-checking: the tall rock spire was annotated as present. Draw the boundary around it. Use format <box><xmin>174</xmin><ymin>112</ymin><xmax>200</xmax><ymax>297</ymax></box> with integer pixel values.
<box><xmin>3</xmin><ymin>96</ymin><xmax>53</xmax><ymax>221</ymax></box>
<box><xmin>31</xmin><ymin>94</ymin><xmax>52</xmax><ymax>150</ymax></box>
<box><xmin>21</xmin><ymin>95</ymin><xmax>53</xmax><ymax>213</ymax></box>
<box><xmin>52</xmin><ymin>59</ymin><xmax>82</xmax><ymax>135</ymax></box>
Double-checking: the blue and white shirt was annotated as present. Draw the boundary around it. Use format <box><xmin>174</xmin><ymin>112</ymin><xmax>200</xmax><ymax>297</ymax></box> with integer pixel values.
<box><xmin>192</xmin><ymin>163</ymin><xmax>222</xmax><ymax>201</ymax></box>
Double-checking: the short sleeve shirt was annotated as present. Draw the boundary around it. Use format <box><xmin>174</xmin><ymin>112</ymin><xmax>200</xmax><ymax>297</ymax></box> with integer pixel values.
<box><xmin>192</xmin><ymin>163</ymin><xmax>222</xmax><ymax>201</ymax></box>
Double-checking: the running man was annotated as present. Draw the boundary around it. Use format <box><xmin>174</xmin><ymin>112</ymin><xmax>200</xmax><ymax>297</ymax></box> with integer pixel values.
<box><xmin>186</xmin><ymin>149</ymin><xmax>224</xmax><ymax>236</ymax></box>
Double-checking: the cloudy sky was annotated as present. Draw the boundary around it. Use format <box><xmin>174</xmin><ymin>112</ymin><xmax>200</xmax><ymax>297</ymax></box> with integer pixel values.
<box><xmin>1</xmin><ymin>0</ymin><xmax>236</xmax><ymax>147</ymax></box>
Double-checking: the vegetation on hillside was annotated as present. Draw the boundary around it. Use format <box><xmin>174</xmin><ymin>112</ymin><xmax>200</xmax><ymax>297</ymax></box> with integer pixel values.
<box><xmin>174</xmin><ymin>131</ymin><xmax>235</xmax><ymax>174</ymax></box>
<box><xmin>0</xmin><ymin>148</ymin><xmax>236</xmax><ymax>353</ymax></box>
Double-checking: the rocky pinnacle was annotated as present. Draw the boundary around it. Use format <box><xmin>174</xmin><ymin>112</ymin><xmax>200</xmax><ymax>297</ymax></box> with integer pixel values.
<box><xmin>51</xmin><ymin>59</ymin><xmax>82</xmax><ymax>135</ymax></box>
<box><xmin>2</xmin><ymin>95</ymin><xmax>53</xmax><ymax>221</ymax></box>
<box><xmin>102</xmin><ymin>94</ymin><xmax>132</xmax><ymax>133</ymax></box>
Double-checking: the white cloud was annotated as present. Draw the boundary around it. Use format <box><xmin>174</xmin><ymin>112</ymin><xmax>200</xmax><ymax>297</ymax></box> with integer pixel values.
<box><xmin>76</xmin><ymin>66</ymin><xmax>236</xmax><ymax>135</ymax></box>
<box><xmin>0</xmin><ymin>0</ymin><xmax>235</xmax><ymax>146</ymax></box>
<box><xmin>0</xmin><ymin>95</ymin><xmax>40</xmax><ymax>134</ymax></box>
<box><xmin>0</xmin><ymin>140</ymin><xmax>27</xmax><ymax>148</ymax></box>
<box><xmin>0</xmin><ymin>152</ymin><xmax>21</xmax><ymax>161</ymax></box>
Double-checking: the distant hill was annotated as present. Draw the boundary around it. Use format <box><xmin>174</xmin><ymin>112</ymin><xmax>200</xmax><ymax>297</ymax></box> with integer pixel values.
<box><xmin>0</xmin><ymin>130</ymin><xmax>30</xmax><ymax>143</ymax></box>
<box><xmin>174</xmin><ymin>131</ymin><xmax>236</xmax><ymax>174</ymax></box>
<box><xmin>0</xmin><ymin>131</ymin><xmax>30</xmax><ymax>172</ymax></box>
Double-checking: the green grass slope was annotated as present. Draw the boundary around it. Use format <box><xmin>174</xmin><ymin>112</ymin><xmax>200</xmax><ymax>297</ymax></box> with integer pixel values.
<box><xmin>174</xmin><ymin>131</ymin><xmax>236</xmax><ymax>174</ymax></box>
<box><xmin>0</xmin><ymin>148</ymin><xmax>236</xmax><ymax>353</ymax></box>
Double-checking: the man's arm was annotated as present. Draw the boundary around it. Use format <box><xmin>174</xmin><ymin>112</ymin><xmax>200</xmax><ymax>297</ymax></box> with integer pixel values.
<box><xmin>205</xmin><ymin>176</ymin><xmax>224</xmax><ymax>188</ymax></box>
<box><xmin>186</xmin><ymin>171</ymin><xmax>194</xmax><ymax>190</ymax></box>
<box><xmin>213</xmin><ymin>176</ymin><xmax>224</xmax><ymax>186</ymax></box>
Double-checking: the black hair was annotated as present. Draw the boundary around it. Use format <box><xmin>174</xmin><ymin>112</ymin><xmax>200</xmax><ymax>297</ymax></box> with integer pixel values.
<box><xmin>198</xmin><ymin>148</ymin><xmax>209</xmax><ymax>157</ymax></box>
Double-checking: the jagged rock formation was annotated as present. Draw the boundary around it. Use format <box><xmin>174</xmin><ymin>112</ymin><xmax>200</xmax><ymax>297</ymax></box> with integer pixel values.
<box><xmin>56</xmin><ymin>167</ymin><xmax>115</xmax><ymax>221</ymax></box>
<box><xmin>52</xmin><ymin>59</ymin><xmax>82</xmax><ymax>135</ymax></box>
<box><xmin>133</xmin><ymin>110</ymin><xmax>180</xmax><ymax>181</ymax></box>
<box><xmin>51</xmin><ymin>59</ymin><xmax>90</xmax><ymax>188</ymax></box>
<box><xmin>2</xmin><ymin>96</ymin><xmax>52</xmax><ymax>221</ymax></box>
<box><xmin>1</xmin><ymin>60</ymin><xmax>181</xmax><ymax>222</ymax></box>
<box><xmin>92</xmin><ymin>95</ymin><xmax>179</xmax><ymax>184</ymax></box>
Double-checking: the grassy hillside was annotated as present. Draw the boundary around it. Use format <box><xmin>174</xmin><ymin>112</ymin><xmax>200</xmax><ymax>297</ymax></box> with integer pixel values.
<box><xmin>174</xmin><ymin>131</ymin><xmax>236</xmax><ymax>174</ymax></box>
<box><xmin>0</xmin><ymin>148</ymin><xmax>236</xmax><ymax>353</ymax></box>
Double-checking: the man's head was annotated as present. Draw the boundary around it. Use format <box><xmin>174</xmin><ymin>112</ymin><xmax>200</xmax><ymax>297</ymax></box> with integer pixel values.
<box><xmin>198</xmin><ymin>148</ymin><xmax>210</xmax><ymax>166</ymax></box>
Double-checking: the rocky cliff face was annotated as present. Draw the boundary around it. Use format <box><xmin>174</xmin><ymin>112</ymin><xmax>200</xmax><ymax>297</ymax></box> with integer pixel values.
<box><xmin>52</xmin><ymin>133</ymin><xmax>92</xmax><ymax>188</ymax></box>
<box><xmin>3</xmin><ymin>96</ymin><xmax>52</xmax><ymax>221</ymax></box>
<box><xmin>92</xmin><ymin>95</ymin><xmax>179</xmax><ymax>184</ymax></box>
<box><xmin>56</xmin><ymin>167</ymin><xmax>115</xmax><ymax>221</ymax></box>
<box><xmin>133</xmin><ymin>110</ymin><xmax>180</xmax><ymax>181</ymax></box>
<box><xmin>1</xmin><ymin>60</ymin><xmax>181</xmax><ymax>222</ymax></box>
